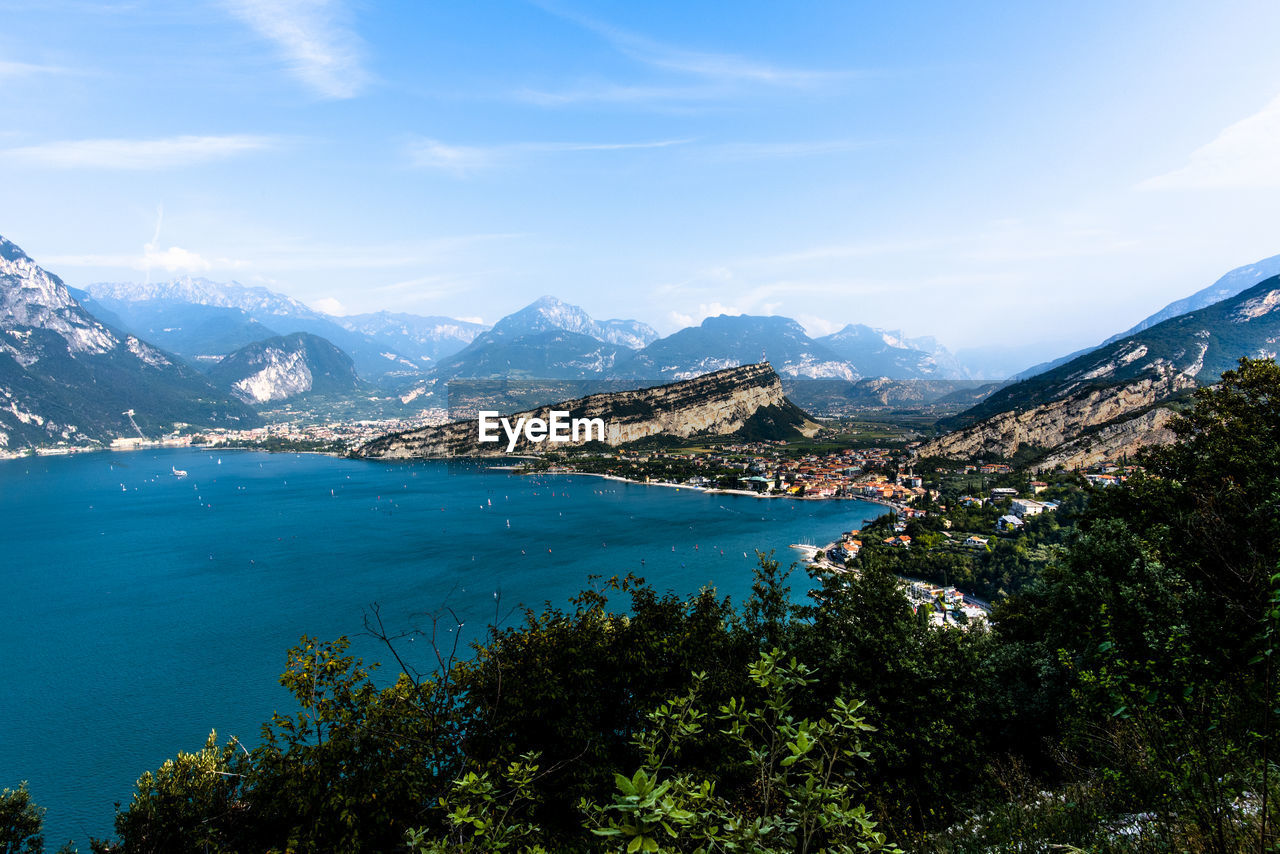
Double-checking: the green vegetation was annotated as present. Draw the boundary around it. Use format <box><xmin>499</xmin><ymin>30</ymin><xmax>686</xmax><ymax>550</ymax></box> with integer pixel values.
<box><xmin>854</xmin><ymin>470</ymin><xmax>1089</xmax><ymax>600</ymax></box>
<box><xmin>219</xmin><ymin>436</ymin><xmax>349</xmax><ymax>454</ymax></box>
<box><xmin>11</xmin><ymin>357</ymin><xmax>1280</xmax><ymax>852</ymax></box>
<box><xmin>1</xmin><ymin>783</ymin><xmax>45</xmax><ymax>854</ymax></box>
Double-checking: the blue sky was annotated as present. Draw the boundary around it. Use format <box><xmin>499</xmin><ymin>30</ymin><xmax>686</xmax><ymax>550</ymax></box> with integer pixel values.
<box><xmin>4</xmin><ymin>1</ymin><xmax>1280</xmax><ymax>354</ymax></box>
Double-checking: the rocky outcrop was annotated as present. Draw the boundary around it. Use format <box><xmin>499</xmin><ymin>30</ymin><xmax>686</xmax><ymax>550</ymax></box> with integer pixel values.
<box><xmin>1035</xmin><ymin>407</ymin><xmax>1179</xmax><ymax>471</ymax></box>
<box><xmin>353</xmin><ymin>363</ymin><xmax>818</xmax><ymax>459</ymax></box>
<box><xmin>208</xmin><ymin>332</ymin><xmax>359</xmax><ymax>404</ymax></box>
<box><xmin>917</xmin><ymin>367</ymin><xmax>1195</xmax><ymax>461</ymax></box>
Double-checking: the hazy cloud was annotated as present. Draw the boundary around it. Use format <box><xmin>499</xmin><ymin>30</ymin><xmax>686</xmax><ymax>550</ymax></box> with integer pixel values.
<box><xmin>515</xmin><ymin>81</ymin><xmax>730</xmax><ymax>106</ymax></box>
<box><xmin>709</xmin><ymin>139</ymin><xmax>874</xmax><ymax>161</ymax></box>
<box><xmin>536</xmin><ymin>3</ymin><xmax>852</xmax><ymax>87</ymax></box>
<box><xmin>311</xmin><ymin>296</ymin><xmax>346</xmax><ymax>315</ymax></box>
<box><xmin>224</xmin><ymin>0</ymin><xmax>368</xmax><ymax>99</ymax></box>
<box><xmin>143</xmin><ymin>245</ymin><xmax>215</xmax><ymax>272</ymax></box>
<box><xmin>44</xmin><ymin>247</ymin><xmax>232</xmax><ymax>272</ymax></box>
<box><xmin>406</xmin><ymin>136</ymin><xmax>691</xmax><ymax>175</ymax></box>
<box><xmin>0</xmin><ymin>134</ymin><xmax>277</xmax><ymax>169</ymax></box>
<box><xmin>1141</xmin><ymin>92</ymin><xmax>1280</xmax><ymax>190</ymax></box>
<box><xmin>0</xmin><ymin>59</ymin><xmax>69</xmax><ymax>76</ymax></box>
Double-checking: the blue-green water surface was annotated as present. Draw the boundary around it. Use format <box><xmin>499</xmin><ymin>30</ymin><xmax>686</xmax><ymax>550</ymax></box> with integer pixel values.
<box><xmin>0</xmin><ymin>448</ymin><xmax>883</xmax><ymax>846</ymax></box>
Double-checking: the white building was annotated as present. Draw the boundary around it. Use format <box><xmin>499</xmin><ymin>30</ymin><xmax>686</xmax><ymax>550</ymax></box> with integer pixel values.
<box><xmin>1010</xmin><ymin>498</ymin><xmax>1049</xmax><ymax>518</ymax></box>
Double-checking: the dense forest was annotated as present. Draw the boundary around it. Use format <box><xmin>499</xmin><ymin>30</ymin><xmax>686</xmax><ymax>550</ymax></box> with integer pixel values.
<box><xmin>7</xmin><ymin>358</ymin><xmax>1280</xmax><ymax>853</ymax></box>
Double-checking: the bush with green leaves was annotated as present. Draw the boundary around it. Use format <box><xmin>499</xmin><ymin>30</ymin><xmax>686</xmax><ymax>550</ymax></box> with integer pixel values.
<box><xmin>408</xmin><ymin>650</ymin><xmax>897</xmax><ymax>853</ymax></box>
<box><xmin>1</xmin><ymin>783</ymin><xmax>80</xmax><ymax>854</ymax></box>
<box><xmin>1</xmin><ymin>783</ymin><xmax>44</xmax><ymax>854</ymax></box>
<box><xmin>584</xmin><ymin>650</ymin><xmax>896</xmax><ymax>853</ymax></box>
<box><xmin>109</xmin><ymin>730</ymin><xmax>245</xmax><ymax>854</ymax></box>
<box><xmin>406</xmin><ymin>753</ymin><xmax>548</xmax><ymax>854</ymax></box>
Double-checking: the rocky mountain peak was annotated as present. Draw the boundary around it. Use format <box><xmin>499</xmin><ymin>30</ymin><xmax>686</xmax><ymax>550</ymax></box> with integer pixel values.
<box><xmin>490</xmin><ymin>296</ymin><xmax>657</xmax><ymax>349</ymax></box>
<box><xmin>0</xmin><ymin>234</ymin><xmax>117</xmax><ymax>357</ymax></box>
<box><xmin>0</xmin><ymin>235</ymin><xmax>257</xmax><ymax>448</ymax></box>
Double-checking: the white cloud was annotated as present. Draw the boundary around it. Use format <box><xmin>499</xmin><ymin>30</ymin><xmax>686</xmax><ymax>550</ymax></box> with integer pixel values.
<box><xmin>535</xmin><ymin>3</ymin><xmax>851</xmax><ymax>88</ymax></box>
<box><xmin>710</xmin><ymin>140</ymin><xmax>872</xmax><ymax>160</ymax></box>
<box><xmin>407</xmin><ymin>140</ymin><xmax>495</xmax><ymax>175</ymax></box>
<box><xmin>794</xmin><ymin>315</ymin><xmax>842</xmax><ymax>337</ymax></box>
<box><xmin>1141</xmin><ymin>92</ymin><xmax>1280</xmax><ymax>190</ymax></box>
<box><xmin>406</xmin><ymin>136</ymin><xmax>691</xmax><ymax>174</ymax></box>
<box><xmin>44</xmin><ymin>246</ymin><xmax>228</xmax><ymax>272</ymax></box>
<box><xmin>616</xmin><ymin>38</ymin><xmax>847</xmax><ymax>87</ymax></box>
<box><xmin>311</xmin><ymin>296</ymin><xmax>346</xmax><ymax>315</ymax></box>
<box><xmin>225</xmin><ymin>0</ymin><xmax>368</xmax><ymax>99</ymax></box>
<box><xmin>691</xmin><ymin>301</ymin><xmax>742</xmax><ymax>319</ymax></box>
<box><xmin>143</xmin><ymin>245</ymin><xmax>214</xmax><ymax>272</ymax></box>
<box><xmin>0</xmin><ymin>59</ymin><xmax>69</xmax><ymax>76</ymax></box>
<box><xmin>515</xmin><ymin>82</ymin><xmax>729</xmax><ymax>106</ymax></box>
<box><xmin>0</xmin><ymin>134</ymin><xmax>277</xmax><ymax>169</ymax></box>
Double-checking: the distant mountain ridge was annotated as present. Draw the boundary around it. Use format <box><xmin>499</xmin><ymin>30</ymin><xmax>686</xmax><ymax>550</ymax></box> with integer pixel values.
<box><xmin>82</xmin><ymin>278</ymin><xmax>974</xmax><ymax>389</ymax></box>
<box><xmin>424</xmin><ymin>296</ymin><xmax>656</xmax><ymax>384</ymax></box>
<box><xmin>488</xmin><ymin>295</ymin><xmax>658</xmax><ymax>349</ymax></box>
<box><xmin>83</xmin><ymin>279</ymin><xmax>474</xmax><ymax>381</ymax></box>
<box><xmin>74</xmin><ymin>272</ymin><xmax>1007</xmax><ymax>393</ymax></box>
<box><xmin>620</xmin><ymin>314</ymin><xmax>857</xmax><ymax>381</ymax></box>
<box><xmin>1107</xmin><ymin>252</ymin><xmax>1280</xmax><ymax>343</ymax></box>
<box><xmin>336</xmin><ymin>311</ymin><xmax>488</xmax><ymax>363</ymax></box>
<box><xmin>1016</xmin><ymin>252</ymin><xmax>1280</xmax><ymax>379</ymax></box>
<box><xmin>0</xmin><ymin>236</ymin><xmax>256</xmax><ymax>448</ymax></box>
<box><xmin>88</xmin><ymin>276</ymin><xmax>322</xmax><ymax>320</ymax></box>
<box><xmin>922</xmin><ymin>273</ymin><xmax>1280</xmax><ymax>466</ymax></box>
<box><xmin>816</xmin><ymin>323</ymin><xmax>965</xmax><ymax>379</ymax></box>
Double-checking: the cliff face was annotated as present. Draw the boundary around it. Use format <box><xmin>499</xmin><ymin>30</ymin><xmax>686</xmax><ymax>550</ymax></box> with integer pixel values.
<box><xmin>208</xmin><ymin>332</ymin><xmax>358</xmax><ymax>404</ymax></box>
<box><xmin>917</xmin><ymin>367</ymin><xmax>1195</xmax><ymax>462</ymax></box>
<box><xmin>353</xmin><ymin>362</ymin><xmax>816</xmax><ymax>459</ymax></box>
<box><xmin>1035</xmin><ymin>407</ymin><xmax>1179</xmax><ymax>471</ymax></box>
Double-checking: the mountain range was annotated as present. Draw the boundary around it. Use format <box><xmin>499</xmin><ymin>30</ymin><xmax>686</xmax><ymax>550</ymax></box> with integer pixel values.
<box><xmin>618</xmin><ymin>314</ymin><xmax>854</xmax><ymax>381</ymax></box>
<box><xmin>79</xmin><ymin>278</ymin><xmax>484</xmax><ymax>381</ymax></box>
<box><xmin>922</xmin><ymin>272</ymin><xmax>1280</xmax><ymax>467</ymax></box>
<box><xmin>78</xmin><ymin>278</ymin><xmax>980</xmax><ymax>390</ymax></box>
<box><xmin>1016</xmin><ymin>253</ymin><xmax>1280</xmax><ymax>379</ymax></box>
<box><xmin>0</xmin><ymin>238</ymin><xmax>255</xmax><ymax>449</ymax></box>
<box><xmin>6</xmin><ymin>228</ymin><xmax>1280</xmax><ymax>455</ymax></box>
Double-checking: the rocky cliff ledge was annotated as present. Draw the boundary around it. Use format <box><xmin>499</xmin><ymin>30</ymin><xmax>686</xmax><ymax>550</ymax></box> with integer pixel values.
<box><xmin>1035</xmin><ymin>407</ymin><xmax>1179</xmax><ymax>471</ymax></box>
<box><xmin>916</xmin><ymin>366</ymin><xmax>1195</xmax><ymax>465</ymax></box>
<box><xmin>353</xmin><ymin>363</ymin><xmax>817</xmax><ymax>459</ymax></box>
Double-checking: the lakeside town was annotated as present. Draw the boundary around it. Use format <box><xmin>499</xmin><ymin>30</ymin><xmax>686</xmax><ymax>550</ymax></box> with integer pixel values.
<box><xmin>0</xmin><ymin>411</ymin><xmax>452</xmax><ymax>461</ymax></box>
<box><xmin>523</xmin><ymin>435</ymin><xmax>1132</xmax><ymax>626</ymax></box>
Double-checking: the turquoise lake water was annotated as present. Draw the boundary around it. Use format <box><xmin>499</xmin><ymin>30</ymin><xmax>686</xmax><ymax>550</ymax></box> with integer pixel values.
<box><xmin>0</xmin><ymin>448</ymin><xmax>884</xmax><ymax>846</ymax></box>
